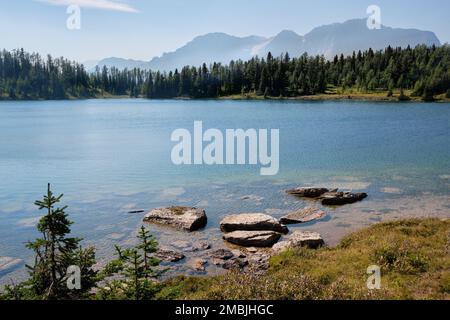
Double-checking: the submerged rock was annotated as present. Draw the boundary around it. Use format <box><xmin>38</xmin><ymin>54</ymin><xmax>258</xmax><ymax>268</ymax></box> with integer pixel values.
<box><xmin>321</xmin><ymin>192</ymin><xmax>368</xmax><ymax>206</ymax></box>
<box><xmin>280</xmin><ymin>207</ymin><xmax>326</xmax><ymax>225</ymax></box>
<box><xmin>192</xmin><ymin>241</ymin><xmax>211</xmax><ymax>252</ymax></box>
<box><xmin>0</xmin><ymin>257</ymin><xmax>23</xmax><ymax>272</ymax></box>
<box><xmin>223</xmin><ymin>230</ymin><xmax>282</xmax><ymax>247</ymax></box>
<box><xmin>187</xmin><ymin>258</ymin><xmax>207</xmax><ymax>271</ymax></box>
<box><xmin>220</xmin><ymin>213</ymin><xmax>288</xmax><ymax>234</ymax></box>
<box><xmin>154</xmin><ymin>249</ymin><xmax>185</xmax><ymax>262</ymax></box>
<box><xmin>143</xmin><ymin>206</ymin><xmax>207</xmax><ymax>232</ymax></box>
<box><xmin>286</xmin><ymin>187</ymin><xmax>329</xmax><ymax>198</ymax></box>
<box><xmin>272</xmin><ymin>231</ymin><xmax>324</xmax><ymax>252</ymax></box>
<box><xmin>128</xmin><ymin>210</ymin><xmax>145</xmax><ymax>214</ymax></box>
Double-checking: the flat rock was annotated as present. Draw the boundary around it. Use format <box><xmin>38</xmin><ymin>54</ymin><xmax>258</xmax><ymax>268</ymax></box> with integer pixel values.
<box><xmin>223</xmin><ymin>230</ymin><xmax>282</xmax><ymax>247</ymax></box>
<box><xmin>220</xmin><ymin>213</ymin><xmax>288</xmax><ymax>234</ymax></box>
<box><xmin>209</xmin><ymin>248</ymin><xmax>234</xmax><ymax>260</ymax></box>
<box><xmin>143</xmin><ymin>206</ymin><xmax>207</xmax><ymax>232</ymax></box>
<box><xmin>286</xmin><ymin>187</ymin><xmax>329</xmax><ymax>198</ymax></box>
<box><xmin>280</xmin><ymin>207</ymin><xmax>326</xmax><ymax>225</ymax></box>
<box><xmin>320</xmin><ymin>192</ymin><xmax>368</xmax><ymax>206</ymax></box>
<box><xmin>154</xmin><ymin>249</ymin><xmax>185</xmax><ymax>262</ymax></box>
<box><xmin>272</xmin><ymin>231</ymin><xmax>324</xmax><ymax>252</ymax></box>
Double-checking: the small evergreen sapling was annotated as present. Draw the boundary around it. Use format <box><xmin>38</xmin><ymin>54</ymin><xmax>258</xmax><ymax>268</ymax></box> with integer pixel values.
<box><xmin>3</xmin><ymin>184</ymin><xmax>97</xmax><ymax>300</ymax></box>
<box><xmin>99</xmin><ymin>226</ymin><xmax>161</xmax><ymax>300</ymax></box>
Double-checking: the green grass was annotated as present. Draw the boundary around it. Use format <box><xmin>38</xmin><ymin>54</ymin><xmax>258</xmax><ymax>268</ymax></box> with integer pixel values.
<box><xmin>158</xmin><ymin>218</ymin><xmax>450</xmax><ymax>300</ymax></box>
<box><xmin>219</xmin><ymin>88</ymin><xmax>450</xmax><ymax>103</ymax></box>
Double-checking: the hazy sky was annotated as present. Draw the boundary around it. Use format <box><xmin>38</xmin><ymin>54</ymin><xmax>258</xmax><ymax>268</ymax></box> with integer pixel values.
<box><xmin>1</xmin><ymin>0</ymin><xmax>449</xmax><ymax>62</ymax></box>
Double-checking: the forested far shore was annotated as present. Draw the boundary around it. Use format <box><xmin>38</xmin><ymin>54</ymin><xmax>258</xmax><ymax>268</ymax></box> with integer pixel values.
<box><xmin>1</xmin><ymin>45</ymin><xmax>449</xmax><ymax>101</ymax></box>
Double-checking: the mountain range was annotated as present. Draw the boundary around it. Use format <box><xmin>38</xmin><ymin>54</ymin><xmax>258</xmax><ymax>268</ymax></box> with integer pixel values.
<box><xmin>90</xmin><ymin>18</ymin><xmax>440</xmax><ymax>72</ymax></box>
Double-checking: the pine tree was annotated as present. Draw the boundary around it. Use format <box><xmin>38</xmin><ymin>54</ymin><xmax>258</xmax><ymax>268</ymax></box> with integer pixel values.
<box><xmin>136</xmin><ymin>226</ymin><xmax>159</xmax><ymax>279</ymax></box>
<box><xmin>422</xmin><ymin>86</ymin><xmax>435</xmax><ymax>102</ymax></box>
<box><xmin>99</xmin><ymin>226</ymin><xmax>160</xmax><ymax>300</ymax></box>
<box><xmin>1</xmin><ymin>45</ymin><xmax>449</xmax><ymax>101</ymax></box>
<box><xmin>3</xmin><ymin>184</ymin><xmax>97</xmax><ymax>300</ymax></box>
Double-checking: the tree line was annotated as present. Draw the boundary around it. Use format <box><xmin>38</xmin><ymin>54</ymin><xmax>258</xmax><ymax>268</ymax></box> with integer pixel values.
<box><xmin>1</xmin><ymin>45</ymin><xmax>449</xmax><ymax>100</ymax></box>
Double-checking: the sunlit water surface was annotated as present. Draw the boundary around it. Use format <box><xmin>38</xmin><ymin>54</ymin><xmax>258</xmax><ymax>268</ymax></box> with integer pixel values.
<box><xmin>0</xmin><ymin>99</ymin><xmax>449</xmax><ymax>283</ymax></box>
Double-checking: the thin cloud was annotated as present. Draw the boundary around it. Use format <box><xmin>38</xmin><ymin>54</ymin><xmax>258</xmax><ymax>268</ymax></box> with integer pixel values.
<box><xmin>37</xmin><ymin>0</ymin><xmax>138</xmax><ymax>13</ymax></box>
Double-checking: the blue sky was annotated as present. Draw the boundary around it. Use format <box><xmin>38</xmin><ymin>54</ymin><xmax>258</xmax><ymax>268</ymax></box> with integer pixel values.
<box><xmin>0</xmin><ymin>0</ymin><xmax>449</xmax><ymax>62</ymax></box>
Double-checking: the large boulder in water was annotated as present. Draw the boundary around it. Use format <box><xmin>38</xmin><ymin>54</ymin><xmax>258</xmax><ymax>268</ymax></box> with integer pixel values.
<box><xmin>272</xmin><ymin>231</ymin><xmax>324</xmax><ymax>252</ymax></box>
<box><xmin>220</xmin><ymin>213</ymin><xmax>288</xmax><ymax>234</ymax></box>
<box><xmin>143</xmin><ymin>206</ymin><xmax>207</xmax><ymax>232</ymax></box>
<box><xmin>223</xmin><ymin>230</ymin><xmax>282</xmax><ymax>247</ymax></box>
<box><xmin>321</xmin><ymin>192</ymin><xmax>368</xmax><ymax>206</ymax></box>
<box><xmin>280</xmin><ymin>207</ymin><xmax>326</xmax><ymax>225</ymax></box>
<box><xmin>286</xmin><ymin>187</ymin><xmax>330</xmax><ymax>198</ymax></box>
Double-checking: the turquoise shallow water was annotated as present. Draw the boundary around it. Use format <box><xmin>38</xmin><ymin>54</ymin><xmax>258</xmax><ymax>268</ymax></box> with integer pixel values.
<box><xmin>0</xmin><ymin>99</ymin><xmax>449</xmax><ymax>282</ymax></box>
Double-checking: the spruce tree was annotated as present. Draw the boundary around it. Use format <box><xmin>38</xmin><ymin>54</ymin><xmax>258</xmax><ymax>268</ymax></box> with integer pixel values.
<box><xmin>3</xmin><ymin>184</ymin><xmax>97</xmax><ymax>300</ymax></box>
<box><xmin>99</xmin><ymin>226</ymin><xmax>160</xmax><ymax>300</ymax></box>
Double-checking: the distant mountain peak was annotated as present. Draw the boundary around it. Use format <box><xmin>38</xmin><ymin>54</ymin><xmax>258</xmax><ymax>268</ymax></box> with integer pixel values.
<box><xmin>94</xmin><ymin>18</ymin><xmax>440</xmax><ymax>72</ymax></box>
<box><xmin>277</xmin><ymin>29</ymin><xmax>300</xmax><ymax>37</ymax></box>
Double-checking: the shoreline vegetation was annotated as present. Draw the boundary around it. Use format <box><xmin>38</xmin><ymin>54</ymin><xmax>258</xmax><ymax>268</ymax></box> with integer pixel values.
<box><xmin>161</xmin><ymin>218</ymin><xmax>450</xmax><ymax>300</ymax></box>
<box><xmin>1</xmin><ymin>45</ymin><xmax>449</xmax><ymax>103</ymax></box>
<box><xmin>3</xmin><ymin>90</ymin><xmax>450</xmax><ymax>103</ymax></box>
<box><xmin>1</xmin><ymin>185</ymin><xmax>449</xmax><ymax>300</ymax></box>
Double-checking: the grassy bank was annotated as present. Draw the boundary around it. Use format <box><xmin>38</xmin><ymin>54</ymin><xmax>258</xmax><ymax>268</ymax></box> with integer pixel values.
<box><xmin>3</xmin><ymin>88</ymin><xmax>450</xmax><ymax>103</ymax></box>
<box><xmin>220</xmin><ymin>88</ymin><xmax>450</xmax><ymax>103</ymax></box>
<box><xmin>157</xmin><ymin>218</ymin><xmax>450</xmax><ymax>300</ymax></box>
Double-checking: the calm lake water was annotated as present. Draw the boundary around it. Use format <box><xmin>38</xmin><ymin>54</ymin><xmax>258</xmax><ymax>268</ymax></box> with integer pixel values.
<box><xmin>1</xmin><ymin>99</ymin><xmax>449</xmax><ymax>282</ymax></box>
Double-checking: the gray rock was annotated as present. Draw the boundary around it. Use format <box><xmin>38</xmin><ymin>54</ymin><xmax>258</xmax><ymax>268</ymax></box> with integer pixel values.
<box><xmin>171</xmin><ymin>240</ymin><xmax>192</xmax><ymax>249</ymax></box>
<box><xmin>321</xmin><ymin>192</ymin><xmax>368</xmax><ymax>206</ymax></box>
<box><xmin>154</xmin><ymin>249</ymin><xmax>185</xmax><ymax>262</ymax></box>
<box><xmin>247</xmin><ymin>253</ymin><xmax>271</xmax><ymax>272</ymax></box>
<box><xmin>209</xmin><ymin>248</ymin><xmax>234</xmax><ymax>260</ymax></box>
<box><xmin>280</xmin><ymin>207</ymin><xmax>326</xmax><ymax>225</ymax></box>
<box><xmin>187</xmin><ymin>258</ymin><xmax>207</xmax><ymax>271</ymax></box>
<box><xmin>231</xmin><ymin>250</ymin><xmax>247</xmax><ymax>258</ymax></box>
<box><xmin>220</xmin><ymin>213</ymin><xmax>288</xmax><ymax>234</ymax></box>
<box><xmin>272</xmin><ymin>231</ymin><xmax>324</xmax><ymax>252</ymax></box>
<box><xmin>143</xmin><ymin>206</ymin><xmax>207</xmax><ymax>231</ymax></box>
<box><xmin>192</xmin><ymin>241</ymin><xmax>211</xmax><ymax>252</ymax></box>
<box><xmin>286</xmin><ymin>187</ymin><xmax>329</xmax><ymax>198</ymax></box>
<box><xmin>222</xmin><ymin>258</ymin><xmax>249</xmax><ymax>270</ymax></box>
<box><xmin>223</xmin><ymin>230</ymin><xmax>282</xmax><ymax>247</ymax></box>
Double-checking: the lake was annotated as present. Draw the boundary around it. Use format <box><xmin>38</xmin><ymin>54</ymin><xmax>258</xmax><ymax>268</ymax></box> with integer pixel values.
<box><xmin>0</xmin><ymin>99</ymin><xmax>449</xmax><ymax>283</ymax></box>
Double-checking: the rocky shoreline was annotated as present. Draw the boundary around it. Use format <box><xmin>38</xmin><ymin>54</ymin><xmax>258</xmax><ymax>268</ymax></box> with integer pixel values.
<box><xmin>141</xmin><ymin>187</ymin><xmax>368</xmax><ymax>273</ymax></box>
